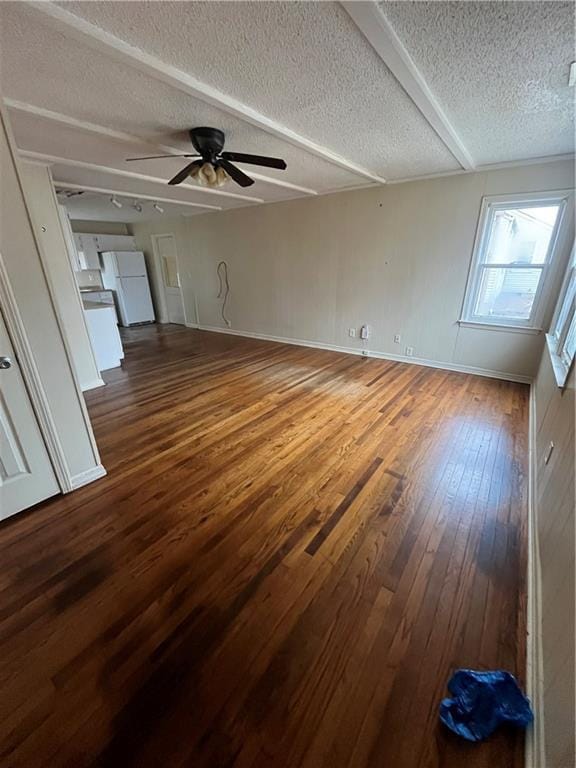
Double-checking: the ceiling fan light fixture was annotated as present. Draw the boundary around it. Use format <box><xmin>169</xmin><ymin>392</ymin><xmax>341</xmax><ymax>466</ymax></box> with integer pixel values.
<box><xmin>128</xmin><ymin>127</ymin><xmax>285</xmax><ymax>189</ymax></box>
<box><xmin>189</xmin><ymin>161</ymin><xmax>230</xmax><ymax>188</ymax></box>
<box><xmin>215</xmin><ymin>166</ymin><xmax>229</xmax><ymax>187</ymax></box>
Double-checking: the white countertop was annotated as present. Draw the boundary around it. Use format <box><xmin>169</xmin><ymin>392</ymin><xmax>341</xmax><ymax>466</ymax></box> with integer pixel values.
<box><xmin>83</xmin><ymin>301</ymin><xmax>114</xmax><ymax>311</ymax></box>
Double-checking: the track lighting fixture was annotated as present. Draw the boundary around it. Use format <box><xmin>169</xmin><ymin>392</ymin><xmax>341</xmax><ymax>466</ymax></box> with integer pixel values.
<box><xmin>132</xmin><ymin>201</ymin><xmax>143</xmax><ymax>213</ymax></box>
<box><xmin>110</xmin><ymin>196</ymin><xmax>123</xmax><ymax>209</ymax></box>
<box><xmin>153</xmin><ymin>202</ymin><xmax>164</xmax><ymax>213</ymax></box>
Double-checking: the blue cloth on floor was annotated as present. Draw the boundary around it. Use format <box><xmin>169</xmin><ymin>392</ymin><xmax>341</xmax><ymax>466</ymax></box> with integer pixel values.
<box><xmin>440</xmin><ymin>669</ymin><xmax>533</xmax><ymax>742</ymax></box>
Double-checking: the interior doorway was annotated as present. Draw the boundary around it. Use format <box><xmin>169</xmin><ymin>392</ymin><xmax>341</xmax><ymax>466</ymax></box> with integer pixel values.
<box><xmin>152</xmin><ymin>234</ymin><xmax>186</xmax><ymax>325</ymax></box>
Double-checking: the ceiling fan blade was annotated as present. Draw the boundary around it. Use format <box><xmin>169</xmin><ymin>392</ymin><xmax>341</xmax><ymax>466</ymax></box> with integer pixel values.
<box><xmin>218</xmin><ymin>158</ymin><xmax>255</xmax><ymax>187</ymax></box>
<box><xmin>126</xmin><ymin>154</ymin><xmax>200</xmax><ymax>161</ymax></box>
<box><xmin>221</xmin><ymin>151</ymin><xmax>287</xmax><ymax>170</ymax></box>
<box><xmin>168</xmin><ymin>159</ymin><xmax>203</xmax><ymax>185</ymax></box>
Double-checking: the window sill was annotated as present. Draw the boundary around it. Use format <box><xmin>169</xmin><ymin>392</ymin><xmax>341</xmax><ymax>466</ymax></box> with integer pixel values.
<box><xmin>458</xmin><ymin>320</ymin><xmax>542</xmax><ymax>335</ymax></box>
<box><xmin>545</xmin><ymin>334</ymin><xmax>572</xmax><ymax>389</ymax></box>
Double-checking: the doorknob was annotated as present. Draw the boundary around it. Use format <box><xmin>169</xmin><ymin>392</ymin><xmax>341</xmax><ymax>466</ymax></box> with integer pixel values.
<box><xmin>0</xmin><ymin>356</ymin><xmax>12</xmax><ymax>370</ymax></box>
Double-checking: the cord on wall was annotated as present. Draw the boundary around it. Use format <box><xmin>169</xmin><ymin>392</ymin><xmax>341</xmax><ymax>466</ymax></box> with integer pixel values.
<box><xmin>217</xmin><ymin>260</ymin><xmax>231</xmax><ymax>327</ymax></box>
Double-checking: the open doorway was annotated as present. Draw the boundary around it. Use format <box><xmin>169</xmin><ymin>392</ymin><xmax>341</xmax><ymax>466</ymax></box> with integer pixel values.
<box><xmin>152</xmin><ymin>234</ymin><xmax>186</xmax><ymax>325</ymax></box>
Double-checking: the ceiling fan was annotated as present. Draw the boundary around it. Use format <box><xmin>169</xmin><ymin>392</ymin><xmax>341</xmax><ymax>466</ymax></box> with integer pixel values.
<box><xmin>126</xmin><ymin>127</ymin><xmax>287</xmax><ymax>189</ymax></box>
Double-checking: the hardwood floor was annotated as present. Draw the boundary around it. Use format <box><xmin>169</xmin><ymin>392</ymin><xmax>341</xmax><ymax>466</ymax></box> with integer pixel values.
<box><xmin>0</xmin><ymin>324</ymin><xmax>529</xmax><ymax>768</ymax></box>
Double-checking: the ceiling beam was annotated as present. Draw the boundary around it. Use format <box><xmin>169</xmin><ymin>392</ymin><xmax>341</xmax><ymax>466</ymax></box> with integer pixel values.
<box><xmin>18</xmin><ymin>150</ymin><xmax>263</xmax><ymax>205</ymax></box>
<box><xmin>387</xmin><ymin>152</ymin><xmax>576</xmax><ymax>185</ymax></box>
<box><xmin>52</xmin><ymin>182</ymin><xmax>220</xmax><ymax>212</ymax></box>
<box><xmin>4</xmin><ymin>100</ymin><xmax>318</xmax><ymax>197</ymax></box>
<box><xmin>29</xmin><ymin>1</ymin><xmax>387</xmax><ymax>185</ymax></box>
<box><xmin>341</xmin><ymin>1</ymin><xmax>475</xmax><ymax>171</ymax></box>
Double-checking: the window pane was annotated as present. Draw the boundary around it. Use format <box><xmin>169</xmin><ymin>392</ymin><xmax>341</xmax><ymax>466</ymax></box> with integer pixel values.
<box><xmin>474</xmin><ymin>267</ymin><xmax>543</xmax><ymax>320</ymax></box>
<box><xmin>555</xmin><ymin>271</ymin><xmax>575</xmax><ymax>342</ymax></box>
<box><xmin>484</xmin><ymin>205</ymin><xmax>560</xmax><ymax>265</ymax></box>
<box><xmin>562</xmin><ymin>313</ymin><xmax>576</xmax><ymax>366</ymax></box>
<box><xmin>162</xmin><ymin>254</ymin><xmax>179</xmax><ymax>288</ymax></box>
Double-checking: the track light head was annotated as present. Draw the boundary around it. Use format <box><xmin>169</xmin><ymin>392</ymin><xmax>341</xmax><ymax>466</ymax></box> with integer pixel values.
<box><xmin>110</xmin><ymin>196</ymin><xmax>123</xmax><ymax>209</ymax></box>
<box><xmin>153</xmin><ymin>202</ymin><xmax>164</xmax><ymax>213</ymax></box>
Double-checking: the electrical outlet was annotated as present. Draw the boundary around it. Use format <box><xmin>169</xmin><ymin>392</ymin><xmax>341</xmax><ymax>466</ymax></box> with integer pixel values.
<box><xmin>405</xmin><ymin>346</ymin><xmax>414</xmax><ymax>357</ymax></box>
<box><xmin>348</xmin><ymin>328</ymin><xmax>356</xmax><ymax>338</ymax></box>
<box><xmin>360</xmin><ymin>324</ymin><xmax>370</xmax><ymax>340</ymax></box>
<box><xmin>394</xmin><ymin>334</ymin><xmax>401</xmax><ymax>344</ymax></box>
<box><xmin>361</xmin><ymin>349</ymin><xmax>370</xmax><ymax>357</ymax></box>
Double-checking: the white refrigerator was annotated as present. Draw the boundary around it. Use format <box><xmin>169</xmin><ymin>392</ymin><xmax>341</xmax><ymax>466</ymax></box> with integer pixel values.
<box><xmin>101</xmin><ymin>251</ymin><xmax>155</xmax><ymax>327</ymax></box>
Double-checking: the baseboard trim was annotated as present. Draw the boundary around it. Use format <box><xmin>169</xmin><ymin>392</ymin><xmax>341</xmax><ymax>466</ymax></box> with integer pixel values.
<box><xmin>525</xmin><ymin>385</ymin><xmax>546</xmax><ymax>768</ymax></box>
<box><xmin>68</xmin><ymin>464</ymin><xmax>107</xmax><ymax>491</ymax></box>
<box><xmin>185</xmin><ymin>322</ymin><xmax>199</xmax><ymax>329</ymax></box>
<box><xmin>195</xmin><ymin>324</ymin><xmax>533</xmax><ymax>384</ymax></box>
<box><xmin>81</xmin><ymin>377</ymin><xmax>105</xmax><ymax>391</ymax></box>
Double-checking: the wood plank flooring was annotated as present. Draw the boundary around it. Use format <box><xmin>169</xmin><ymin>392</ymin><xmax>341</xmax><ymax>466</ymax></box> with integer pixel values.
<box><xmin>0</xmin><ymin>324</ymin><xmax>529</xmax><ymax>768</ymax></box>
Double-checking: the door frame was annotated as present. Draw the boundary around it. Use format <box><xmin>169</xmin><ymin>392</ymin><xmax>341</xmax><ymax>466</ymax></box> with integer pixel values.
<box><xmin>0</xmin><ymin>137</ymin><xmax>104</xmax><ymax>496</ymax></box>
<box><xmin>0</xmin><ymin>253</ymin><xmax>71</xmax><ymax>491</ymax></box>
<box><xmin>1</xmin><ymin>104</ymin><xmax>104</xmax><ymax>496</ymax></box>
<box><xmin>151</xmin><ymin>233</ymin><xmax>188</xmax><ymax>326</ymax></box>
<box><xmin>0</xmin><ymin>247</ymin><xmax>105</xmax><ymax>492</ymax></box>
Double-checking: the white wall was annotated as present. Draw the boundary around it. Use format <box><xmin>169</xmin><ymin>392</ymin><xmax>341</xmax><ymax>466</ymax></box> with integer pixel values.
<box><xmin>533</xmin><ymin>350</ymin><xmax>575</xmax><ymax>768</ymax></box>
<box><xmin>132</xmin><ymin>159</ymin><xmax>574</xmax><ymax>381</ymax></box>
<box><xmin>70</xmin><ymin>220</ymin><xmax>131</xmax><ymax>235</ymax></box>
<box><xmin>1</xmin><ymin>106</ymin><xmax>104</xmax><ymax>488</ymax></box>
<box><xmin>20</xmin><ymin>162</ymin><xmax>103</xmax><ymax>391</ymax></box>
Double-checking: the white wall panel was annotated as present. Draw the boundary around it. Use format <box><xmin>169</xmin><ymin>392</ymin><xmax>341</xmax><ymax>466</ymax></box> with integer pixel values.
<box><xmin>133</xmin><ymin>159</ymin><xmax>574</xmax><ymax>380</ymax></box>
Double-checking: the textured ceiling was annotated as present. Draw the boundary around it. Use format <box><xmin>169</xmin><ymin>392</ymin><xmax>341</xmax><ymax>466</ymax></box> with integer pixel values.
<box><xmin>1</xmin><ymin>1</ymin><xmax>573</xmax><ymax>222</ymax></box>
<box><xmin>0</xmin><ymin>3</ymin><xmax>363</xmax><ymax>192</ymax></box>
<box><xmin>59</xmin><ymin>190</ymin><xmax>200</xmax><ymax>222</ymax></box>
<box><xmin>55</xmin><ymin>0</ymin><xmax>460</xmax><ymax>177</ymax></box>
<box><xmin>381</xmin><ymin>0</ymin><xmax>575</xmax><ymax>164</ymax></box>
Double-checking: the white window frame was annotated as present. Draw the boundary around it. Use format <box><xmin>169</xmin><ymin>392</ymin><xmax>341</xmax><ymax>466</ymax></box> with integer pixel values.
<box><xmin>547</xmin><ymin>243</ymin><xmax>576</xmax><ymax>388</ymax></box>
<box><xmin>460</xmin><ymin>191</ymin><xmax>571</xmax><ymax>331</ymax></box>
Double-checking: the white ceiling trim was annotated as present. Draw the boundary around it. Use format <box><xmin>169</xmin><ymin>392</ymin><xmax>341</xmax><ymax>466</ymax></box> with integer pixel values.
<box><xmin>19</xmin><ymin>150</ymin><xmax>264</xmax><ymax>205</ymax></box>
<box><xmin>29</xmin><ymin>1</ymin><xmax>387</xmax><ymax>185</ymax></box>
<box><xmin>52</xmin><ymin>182</ymin><xmax>219</xmax><ymax>212</ymax></box>
<box><xmin>341</xmin><ymin>1</ymin><xmax>475</xmax><ymax>171</ymax></box>
<box><xmin>4</xmin><ymin>99</ymin><xmax>318</xmax><ymax>197</ymax></box>
<box><xmin>387</xmin><ymin>153</ymin><xmax>575</xmax><ymax>185</ymax></box>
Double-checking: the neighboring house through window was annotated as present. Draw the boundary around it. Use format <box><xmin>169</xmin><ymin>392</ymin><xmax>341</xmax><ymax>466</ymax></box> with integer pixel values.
<box><xmin>461</xmin><ymin>191</ymin><xmax>572</xmax><ymax>330</ymax></box>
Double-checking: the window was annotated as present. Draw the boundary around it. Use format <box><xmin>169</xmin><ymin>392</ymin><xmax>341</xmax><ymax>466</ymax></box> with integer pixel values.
<box><xmin>547</xmin><ymin>244</ymin><xmax>576</xmax><ymax>387</ymax></box>
<box><xmin>162</xmin><ymin>254</ymin><xmax>180</xmax><ymax>288</ymax></box>
<box><xmin>461</xmin><ymin>193</ymin><xmax>569</xmax><ymax>329</ymax></box>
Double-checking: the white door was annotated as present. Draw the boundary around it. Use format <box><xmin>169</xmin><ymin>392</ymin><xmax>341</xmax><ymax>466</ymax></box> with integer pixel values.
<box><xmin>0</xmin><ymin>311</ymin><xmax>59</xmax><ymax>521</ymax></box>
<box><xmin>154</xmin><ymin>235</ymin><xmax>186</xmax><ymax>325</ymax></box>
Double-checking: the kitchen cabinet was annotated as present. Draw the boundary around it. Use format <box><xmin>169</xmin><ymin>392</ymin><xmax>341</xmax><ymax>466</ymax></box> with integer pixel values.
<box><xmin>73</xmin><ymin>234</ymin><xmax>100</xmax><ymax>270</ymax></box>
<box><xmin>94</xmin><ymin>234</ymin><xmax>136</xmax><ymax>252</ymax></box>
<box><xmin>57</xmin><ymin>205</ymin><xmax>82</xmax><ymax>272</ymax></box>
<box><xmin>82</xmin><ymin>303</ymin><xmax>124</xmax><ymax>371</ymax></box>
